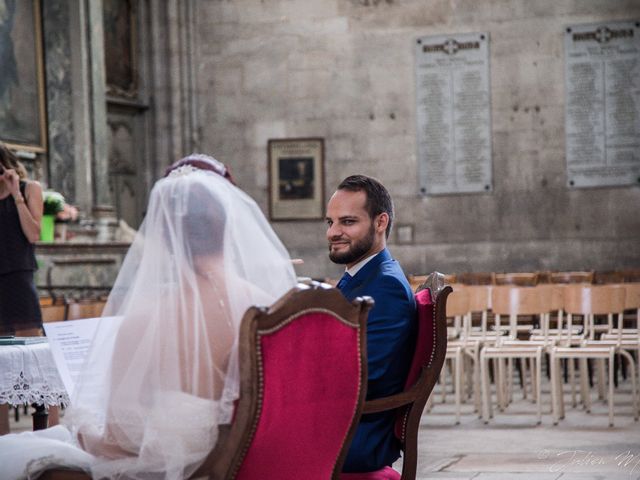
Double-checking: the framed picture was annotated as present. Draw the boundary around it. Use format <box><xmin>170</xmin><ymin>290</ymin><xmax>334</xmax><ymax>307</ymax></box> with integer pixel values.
<box><xmin>0</xmin><ymin>0</ymin><xmax>47</xmax><ymax>152</ymax></box>
<box><xmin>268</xmin><ymin>138</ymin><xmax>325</xmax><ymax>221</ymax></box>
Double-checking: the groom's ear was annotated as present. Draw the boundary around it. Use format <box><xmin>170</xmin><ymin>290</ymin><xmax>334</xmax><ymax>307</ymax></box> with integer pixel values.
<box><xmin>375</xmin><ymin>212</ymin><xmax>389</xmax><ymax>234</ymax></box>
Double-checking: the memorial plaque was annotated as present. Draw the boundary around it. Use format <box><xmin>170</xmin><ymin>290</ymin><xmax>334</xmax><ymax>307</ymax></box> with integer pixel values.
<box><xmin>415</xmin><ymin>32</ymin><xmax>492</xmax><ymax>195</ymax></box>
<box><xmin>565</xmin><ymin>21</ymin><xmax>640</xmax><ymax>188</ymax></box>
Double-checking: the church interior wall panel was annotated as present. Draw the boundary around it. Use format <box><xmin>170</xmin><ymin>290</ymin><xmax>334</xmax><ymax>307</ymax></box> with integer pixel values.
<box><xmin>191</xmin><ymin>0</ymin><xmax>640</xmax><ymax>277</ymax></box>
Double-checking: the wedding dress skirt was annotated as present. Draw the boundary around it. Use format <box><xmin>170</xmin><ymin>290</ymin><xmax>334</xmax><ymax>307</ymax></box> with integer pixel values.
<box><xmin>0</xmin><ymin>392</ymin><xmax>219</xmax><ymax>480</ymax></box>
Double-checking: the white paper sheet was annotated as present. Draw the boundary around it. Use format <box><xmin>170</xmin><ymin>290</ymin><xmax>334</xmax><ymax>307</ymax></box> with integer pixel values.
<box><xmin>43</xmin><ymin>316</ymin><xmax>123</xmax><ymax>399</ymax></box>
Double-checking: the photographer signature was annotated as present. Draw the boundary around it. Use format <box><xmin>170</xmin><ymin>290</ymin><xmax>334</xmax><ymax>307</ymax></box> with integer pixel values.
<box><xmin>537</xmin><ymin>449</ymin><xmax>640</xmax><ymax>474</ymax></box>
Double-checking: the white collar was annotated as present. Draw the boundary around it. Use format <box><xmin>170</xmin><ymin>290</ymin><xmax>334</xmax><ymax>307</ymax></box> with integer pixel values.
<box><xmin>345</xmin><ymin>251</ymin><xmax>380</xmax><ymax>277</ymax></box>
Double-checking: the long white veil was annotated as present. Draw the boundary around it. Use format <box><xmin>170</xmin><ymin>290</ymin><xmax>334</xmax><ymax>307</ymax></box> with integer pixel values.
<box><xmin>65</xmin><ymin>160</ymin><xmax>297</xmax><ymax>479</ymax></box>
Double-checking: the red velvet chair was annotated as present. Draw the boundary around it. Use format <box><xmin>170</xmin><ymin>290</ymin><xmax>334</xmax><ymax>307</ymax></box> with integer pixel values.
<box><xmin>40</xmin><ymin>285</ymin><xmax>372</xmax><ymax>480</ymax></box>
<box><xmin>200</xmin><ymin>285</ymin><xmax>373</xmax><ymax>480</ymax></box>
<box><xmin>341</xmin><ymin>273</ymin><xmax>452</xmax><ymax>480</ymax></box>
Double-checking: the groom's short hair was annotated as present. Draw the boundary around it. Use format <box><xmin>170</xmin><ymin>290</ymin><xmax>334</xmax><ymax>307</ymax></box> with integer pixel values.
<box><xmin>337</xmin><ymin>175</ymin><xmax>394</xmax><ymax>239</ymax></box>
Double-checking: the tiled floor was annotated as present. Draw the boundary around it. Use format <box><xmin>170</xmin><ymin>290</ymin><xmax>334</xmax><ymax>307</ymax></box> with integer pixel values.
<box><xmin>7</xmin><ymin>382</ymin><xmax>640</xmax><ymax>479</ymax></box>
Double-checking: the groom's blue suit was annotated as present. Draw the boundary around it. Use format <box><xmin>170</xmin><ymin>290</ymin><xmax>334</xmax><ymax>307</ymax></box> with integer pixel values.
<box><xmin>338</xmin><ymin>248</ymin><xmax>417</xmax><ymax>472</ymax></box>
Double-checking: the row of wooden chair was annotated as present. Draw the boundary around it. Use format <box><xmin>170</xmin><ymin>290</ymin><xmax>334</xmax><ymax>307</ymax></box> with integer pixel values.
<box><xmin>39</xmin><ymin>298</ymin><xmax>107</xmax><ymax>322</ymax></box>
<box><xmin>436</xmin><ymin>283</ymin><xmax>640</xmax><ymax>426</ymax></box>
<box><xmin>409</xmin><ymin>269</ymin><xmax>640</xmax><ymax>290</ymax></box>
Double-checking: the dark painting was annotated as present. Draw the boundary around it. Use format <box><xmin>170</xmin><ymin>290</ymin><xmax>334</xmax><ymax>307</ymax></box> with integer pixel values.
<box><xmin>278</xmin><ymin>157</ymin><xmax>315</xmax><ymax>200</ymax></box>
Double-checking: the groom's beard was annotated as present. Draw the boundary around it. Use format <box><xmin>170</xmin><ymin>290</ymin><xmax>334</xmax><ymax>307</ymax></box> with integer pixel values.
<box><xmin>328</xmin><ymin>224</ymin><xmax>375</xmax><ymax>265</ymax></box>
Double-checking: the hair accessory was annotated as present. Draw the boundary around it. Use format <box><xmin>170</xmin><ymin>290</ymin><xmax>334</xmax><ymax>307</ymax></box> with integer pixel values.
<box><xmin>168</xmin><ymin>164</ymin><xmax>200</xmax><ymax>178</ymax></box>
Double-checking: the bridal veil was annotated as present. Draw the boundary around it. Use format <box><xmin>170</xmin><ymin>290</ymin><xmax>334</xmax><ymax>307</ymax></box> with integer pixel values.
<box><xmin>65</xmin><ymin>156</ymin><xmax>297</xmax><ymax>479</ymax></box>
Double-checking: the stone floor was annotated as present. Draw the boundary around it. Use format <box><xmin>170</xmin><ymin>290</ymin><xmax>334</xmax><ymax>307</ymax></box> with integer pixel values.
<box><xmin>7</xmin><ymin>383</ymin><xmax>640</xmax><ymax>479</ymax></box>
<box><xmin>402</xmin><ymin>382</ymin><xmax>640</xmax><ymax>480</ymax></box>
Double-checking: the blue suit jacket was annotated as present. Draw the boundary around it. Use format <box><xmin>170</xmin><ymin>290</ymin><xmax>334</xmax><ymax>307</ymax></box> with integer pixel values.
<box><xmin>339</xmin><ymin>248</ymin><xmax>417</xmax><ymax>472</ymax></box>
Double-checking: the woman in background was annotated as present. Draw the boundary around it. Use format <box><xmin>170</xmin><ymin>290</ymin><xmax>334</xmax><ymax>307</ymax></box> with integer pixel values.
<box><xmin>0</xmin><ymin>142</ymin><xmax>43</xmax><ymax>337</ymax></box>
<box><xmin>0</xmin><ymin>142</ymin><xmax>43</xmax><ymax>436</ymax></box>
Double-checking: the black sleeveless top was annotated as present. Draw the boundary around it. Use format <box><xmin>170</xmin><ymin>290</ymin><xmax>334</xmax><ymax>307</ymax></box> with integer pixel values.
<box><xmin>0</xmin><ymin>181</ymin><xmax>37</xmax><ymax>274</ymax></box>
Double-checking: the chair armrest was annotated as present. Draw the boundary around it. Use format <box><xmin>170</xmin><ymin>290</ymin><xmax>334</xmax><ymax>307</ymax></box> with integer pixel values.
<box><xmin>362</xmin><ymin>389</ymin><xmax>418</xmax><ymax>414</ymax></box>
<box><xmin>38</xmin><ymin>469</ymin><xmax>91</xmax><ymax>480</ymax></box>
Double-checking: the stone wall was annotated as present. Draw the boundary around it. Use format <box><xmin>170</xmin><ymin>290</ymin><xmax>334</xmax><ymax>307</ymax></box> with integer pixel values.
<box><xmin>191</xmin><ymin>0</ymin><xmax>640</xmax><ymax>279</ymax></box>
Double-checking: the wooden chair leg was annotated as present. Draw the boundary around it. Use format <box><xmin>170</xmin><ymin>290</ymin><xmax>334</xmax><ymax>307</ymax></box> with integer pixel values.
<box><xmin>608</xmin><ymin>352</ymin><xmax>614</xmax><ymax>427</ymax></box>
<box><xmin>497</xmin><ymin>358</ymin><xmax>505</xmax><ymax>411</ymax></box>
<box><xmin>618</xmin><ymin>349</ymin><xmax>639</xmax><ymax>421</ymax></box>
<box><xmin>0</xmin><ymin>403</ymin><xmax>9</xmax><ymax>435</ymax></box>
<box><xmin>597</xmin><ymin>358</ymin><xmax>607</xmax><ymax>401</ymax></box>
<box><xmin>48</xmin><ymin>405</ymin><xmax>60</xmax><ymax>426</ymax></box>
<box><xmin>569</xmin><ymin>359</ymin><xmax>577</xmax><ymax>408</ymax></box>
<box><xmin>481</xmin><ymin>352</ymin><xmax>491</xmax><ymax>423</ymax></box>
<box><xmin>454</xmin><ymin>348</ymin><xmax>462</xmax><ymax>424</ymax></box>
<box><xmin>536</xmin><ymin>351</ymin><xmax>542</xmax><ymax>424</ymax></box>
<box><xmin>579</xmin><ymin>358</ymin><xmax>591</xmax><ymax>412</ymax></box>
<box><xmin>550</xmin><ymin>352</ymin><xmax>559</xmax><ymax>425</ymax></box>
<box><xmin>521</xmin><ymin>358</ymin><xmax>528</xmax><ymax>401</ymax></box>
<box><xmin>32</xmin><ymin>404</ymin><xmax>48</xmax><ymax>430</ymax></box>
<box><xmin>473</xmin><ymin>349</ymin><xmax>482</xmax><ymax>417</ymax></box>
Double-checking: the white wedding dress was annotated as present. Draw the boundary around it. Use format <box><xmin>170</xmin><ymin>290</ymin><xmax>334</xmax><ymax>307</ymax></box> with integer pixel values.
<box><xmin>0</xmin><ymin>157</ymin><xmax>297</xmax><ymax>480</ymax></box>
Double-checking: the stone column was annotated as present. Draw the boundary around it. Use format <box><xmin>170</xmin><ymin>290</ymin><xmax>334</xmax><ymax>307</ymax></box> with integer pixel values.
<box><xmin>85</xmin><ymin>0</ymin><xmax>111</xmax><ymax>211</ymax></box>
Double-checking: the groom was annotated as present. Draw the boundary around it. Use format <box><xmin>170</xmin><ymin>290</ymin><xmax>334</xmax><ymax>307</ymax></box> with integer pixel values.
<box><xmin>325</xmin><ymin>175</ymin><xmax>416</xmax><ymax>473</ymax></box>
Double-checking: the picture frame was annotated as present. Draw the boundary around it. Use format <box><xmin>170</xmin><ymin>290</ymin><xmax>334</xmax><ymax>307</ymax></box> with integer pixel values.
<box><xmin>268</xmin><ymin>138</ymin><xmax>325</xmax><ymax>221</ymax></box>
<box><xmin>0</xmin><ymin>0</ymin><xmax>47</xmax><ymax>153</ymax></box>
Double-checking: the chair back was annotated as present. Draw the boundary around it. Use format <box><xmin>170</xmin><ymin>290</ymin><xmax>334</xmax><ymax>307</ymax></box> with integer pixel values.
<box><xmin>563</xmin><ymin>285</ymin><xmax>626</xmax><ymax>315</ymax></box>
<box><xmin>622</xmin><ymin>283</ymin><xmax>640</xmax><ymax>310</ymax></box>
<box><xmin>41</xmin><ymin>304</ymin><xmax>68</xmax><ymax>322</ymax></box>
<box><xmin>66</xmin><ymin>301</ymin><xmax>106</xmax><ymax>320</ymax></box>
<box><xmin>465</xmin><ymin>285</ymin><xmax>492</xmax><ymax>312</ymax></box>
<box><xmin>550</xmin><ymin>271</ymin><xmax>594</xmax><ymax>284</ymax></box>
<box><xmin>446</xmin><ymin>289</ymin><xmax>470</xmax><ymax>317</ymax></box>
<box><xmin>456</xmin><ymin>272</ymin><xmax>495</xmax><ymax>285</ymax></box>
<box><xmin>494</xmin><ymin>272</ymin><xmax>539</xmax><ymax>286</ymax></box>
<box><xmin>206</xmin><ymin>286</ymin><xmax>372</xmax><ymax>480</ymax></box>
<box><xmin>491</xmin><ymin>286</ymin><xmax>544</xmax><ymax>316</ymax></box>
<box><xmin>393</xmin><ymin>275</ymin><xmax>451</xmax><ymax>457</ymax></box>
<box><xmin>536</xmin><ymin>284</ymin><xmax>564</xmax><ymax>312</ymax></box>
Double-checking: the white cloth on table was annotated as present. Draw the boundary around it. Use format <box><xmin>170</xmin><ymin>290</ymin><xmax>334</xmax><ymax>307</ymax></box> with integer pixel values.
<box><xmin>0</xmin><ymin>343</ymin><xmax>69</xmax><ymax>407</ymax></box>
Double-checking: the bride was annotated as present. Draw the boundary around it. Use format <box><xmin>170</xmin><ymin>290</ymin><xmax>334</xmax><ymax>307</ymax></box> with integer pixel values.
<box><xmin>0</xmin><ymin>155</ymin><xmax>297</xmax><ymax>480</ymax></box>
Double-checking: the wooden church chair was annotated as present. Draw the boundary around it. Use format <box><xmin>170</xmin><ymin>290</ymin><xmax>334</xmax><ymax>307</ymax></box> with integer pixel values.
<box><xmin>550</xmin><ymin>285</ymin><xmax>634</xmax><ymax>426</ymax></box>
<box><xmin>341</xmin><ymin>272</ymin><xmax>452</xmax><ymax>480</ymax></box>
<box><xmin>440</xmin><ymin>288</ymin><xmax>474</xmax><ymax>423</ymax></box>
<box><xmin>600</xmin><ymin>283</ymin><xmax>640</xmax><ymax>383</ymax></box>
<box><xmin>41</xmin><ymin>285</ymin><xmax>372</xmax><ymax>480</ymax></box>
<box><xmin>480</xmin><ymin>286</ymin><xmax>549</xmax><ymax>423</ymax></box>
